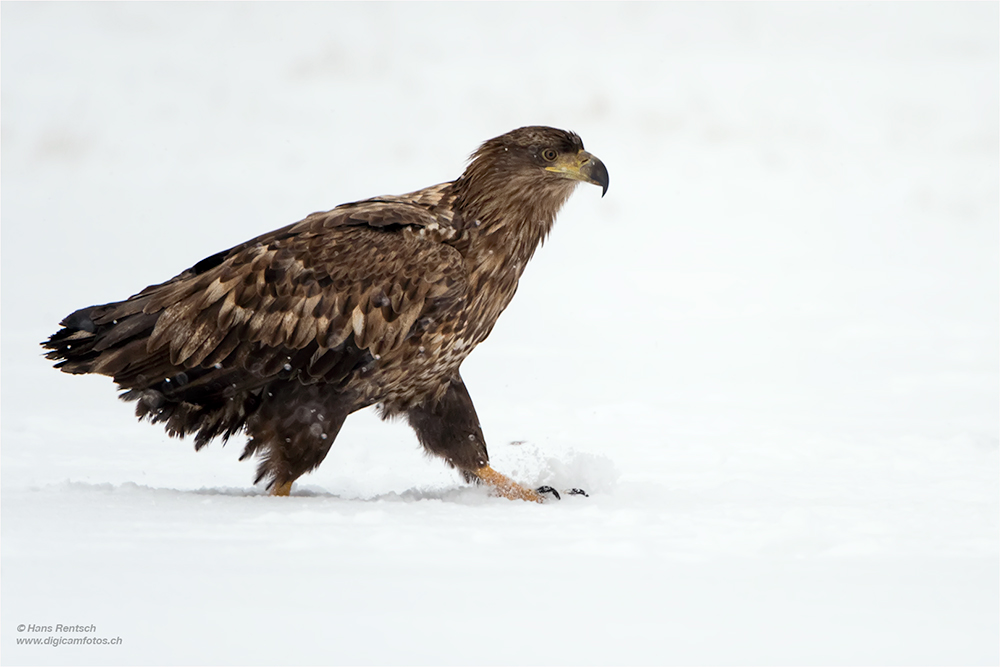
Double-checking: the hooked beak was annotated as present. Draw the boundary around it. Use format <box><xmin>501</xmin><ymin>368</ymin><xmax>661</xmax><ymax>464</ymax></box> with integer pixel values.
<box><xmin>545</xmin><ymin>150</ymin><xmax>609</xmax><ymax>197</ymax></box>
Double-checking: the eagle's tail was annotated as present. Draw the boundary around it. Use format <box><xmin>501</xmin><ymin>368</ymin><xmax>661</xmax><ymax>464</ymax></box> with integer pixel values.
<box><xmin>42</xmin><ymin>302</ymin><xmax>159</xmax><ymax>376</ymax></box>
<box><xmin>42</xmin><ymin>301</ymin><xmax>258</xmax><ymax>449</ymax></box>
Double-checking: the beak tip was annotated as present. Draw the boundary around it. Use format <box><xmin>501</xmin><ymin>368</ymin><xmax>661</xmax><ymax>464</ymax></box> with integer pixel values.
<box><xmin>585</xmin><ymin>155</ymin><xmax>609</xmax><ymax>198</ymax></box>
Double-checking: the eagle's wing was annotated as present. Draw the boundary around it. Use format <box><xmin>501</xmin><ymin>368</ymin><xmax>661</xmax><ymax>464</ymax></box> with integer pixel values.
<box><xmin>51</xmin><ymin>191</ymin><xmax>466</xmax><ymax>397</ymax></box>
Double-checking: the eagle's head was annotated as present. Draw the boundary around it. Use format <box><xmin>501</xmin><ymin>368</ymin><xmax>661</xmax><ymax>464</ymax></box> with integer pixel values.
<box><xmin>468</xmin><ymin>126</ymin><xmax>609</xmax><ymax>197</ymax></box>
<box><xmin>455</xmin><ymin>126</ymin><xmax>608</xmax><ymax>235</ymax></box>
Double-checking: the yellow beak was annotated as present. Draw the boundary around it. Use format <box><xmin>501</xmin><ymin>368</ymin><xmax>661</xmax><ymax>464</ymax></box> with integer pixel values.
<box><xmin>545</xmin><ymin>150</ymin><xmax>609</xmax><ymax>196</ymax></box>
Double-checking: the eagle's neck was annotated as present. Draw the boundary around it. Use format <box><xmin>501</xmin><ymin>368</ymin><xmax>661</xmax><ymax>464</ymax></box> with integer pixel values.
<box><xmin>451</xmin><ymin>168</ymin><xmax>578</xmax><ymax>270</ymax></box>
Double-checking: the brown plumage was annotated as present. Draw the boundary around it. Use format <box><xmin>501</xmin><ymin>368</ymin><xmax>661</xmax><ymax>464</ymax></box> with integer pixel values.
<box><xmin>42</xmin><ymin>126</ymin><xmax>609</xmax><ymax>501</ymax></box>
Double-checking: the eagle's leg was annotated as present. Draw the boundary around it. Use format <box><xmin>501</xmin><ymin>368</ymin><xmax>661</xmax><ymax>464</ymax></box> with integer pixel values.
<box><xmin>271</xmin><ymin>481</ymin><xmax>294</xmax><ymax>497</ymax></box>
<box><xmin>405</xmin><ymin>374</ymin><xmax>544</xmax><ymax>503</ymax></box>
<box><xmin>471</xmin><ymin>465</ymin><xmax>546</xmax><ymax>503</ymax></box>
<box><xmin>242</xmin><ymin>381</ymin><xmax>351</xmax><ymax>496</ymax></box>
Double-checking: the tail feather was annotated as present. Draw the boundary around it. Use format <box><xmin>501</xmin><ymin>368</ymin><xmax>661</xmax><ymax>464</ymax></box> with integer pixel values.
<box><xmin>42</xmin><ymin>299</ymin><xmax>263</xmax><ymax>447</ymax></box>
<box><xmin>93</xmin><ymin>311</ymin><xmax>159</xmax><ymax>352</ymax></box>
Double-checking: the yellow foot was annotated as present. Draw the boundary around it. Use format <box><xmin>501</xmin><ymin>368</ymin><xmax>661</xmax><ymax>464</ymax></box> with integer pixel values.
<box><xmin>271</xmin><ymin>481</ymin><xmax>293</xmax><ymax>497</ymax></box>
<box><xmin>473</xmin><ymin>465</ymin><xmax>545</xmax><ymax>503</ymax></box>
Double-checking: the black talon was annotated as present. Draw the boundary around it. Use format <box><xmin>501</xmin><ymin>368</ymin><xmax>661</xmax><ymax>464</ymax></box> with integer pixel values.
<box><xmin>567</xmin><ymin>488</ymin><xmax>589</xmax><ymax>497</ymax></box>
<box><xmin>535</xmin><ymin>485</ymin><xmax>561</xmax><ymax>500</ymax></box>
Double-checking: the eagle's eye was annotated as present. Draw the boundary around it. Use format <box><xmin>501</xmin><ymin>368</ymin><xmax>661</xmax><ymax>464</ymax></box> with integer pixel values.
<box><xmin>541</xmin><ymin>148</ymin><xmax>558</xmax><ymax>162</ymax></box>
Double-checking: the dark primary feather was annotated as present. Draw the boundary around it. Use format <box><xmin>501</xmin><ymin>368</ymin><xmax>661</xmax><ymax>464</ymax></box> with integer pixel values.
<box><xmin>42</xmin><ymin>126</ymin><xmax>607</xmax><ymax>492</ymax></box>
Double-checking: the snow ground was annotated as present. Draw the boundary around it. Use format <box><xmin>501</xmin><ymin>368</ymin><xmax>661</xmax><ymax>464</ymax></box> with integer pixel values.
<box><xmin>2</xmin><ymin>3</ymin><xmax>997</xmax><ymax>665</ymax></box>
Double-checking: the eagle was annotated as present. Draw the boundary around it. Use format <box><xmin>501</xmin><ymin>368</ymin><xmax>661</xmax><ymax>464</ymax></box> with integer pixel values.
<box><xmin>42</xmin><ymin>126</ymin><xmax>608</xmax><ymax>502</ymax></box>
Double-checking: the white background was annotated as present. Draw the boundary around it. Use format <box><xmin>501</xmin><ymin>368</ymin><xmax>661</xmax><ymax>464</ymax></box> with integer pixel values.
<box><xmin>2</xmin><ymin>3</ymin><xmax>997</xmax><ymax>665</ymax></box>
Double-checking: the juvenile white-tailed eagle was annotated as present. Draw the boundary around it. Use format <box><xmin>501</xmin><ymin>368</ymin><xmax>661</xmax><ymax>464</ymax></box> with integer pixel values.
<box><xmin>43</xmin><ymin>126</ymin><xmax>608</xmax><ymax>501</ymax></box>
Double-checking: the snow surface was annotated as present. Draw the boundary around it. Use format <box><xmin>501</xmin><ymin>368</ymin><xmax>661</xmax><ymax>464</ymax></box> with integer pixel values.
<box><xmin>2</xmin><ymin>3</ymin><xmax>998</xmax><ymax>665</ymax></box>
